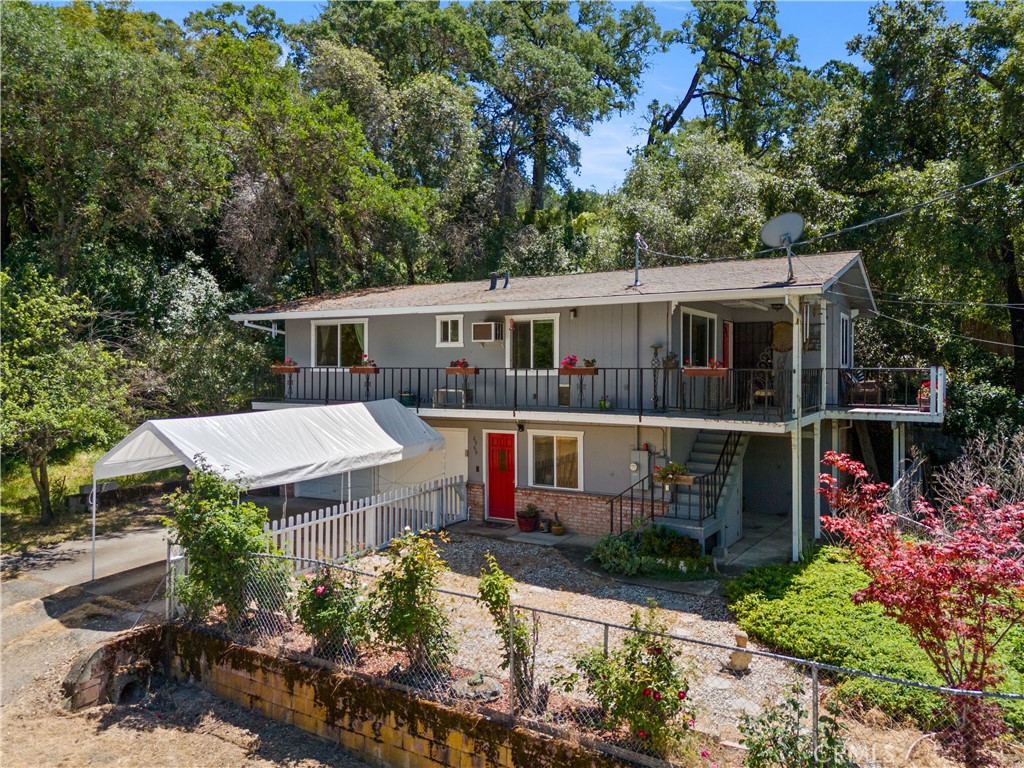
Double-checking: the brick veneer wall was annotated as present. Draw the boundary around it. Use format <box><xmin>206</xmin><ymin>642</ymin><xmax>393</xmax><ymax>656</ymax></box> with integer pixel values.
<box><xmin>64</xmin><ymin>625</ymin><xmax>629</xmax><ymax>768</ymax></box>
<box><xmin>465</xmin><ymin>482</ymin><xmax>666</xmax><ymax>538</ymax></box>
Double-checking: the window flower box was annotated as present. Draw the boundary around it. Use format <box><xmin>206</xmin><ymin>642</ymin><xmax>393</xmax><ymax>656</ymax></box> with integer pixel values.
<box><xmin>446</xmin><ymin>366</ymin><xmax>479</xmax><ymax>375</ymax></box>
<box><xmin>350</xmin><ymin>366</ymin><xmax>380</xmax><ymax>375</ymax></box>
<box><xmin>683</xmin><ymin>367</ymin><xmax>727</xmax><ymax>378</ymax></box>
<box><xmin>271</xmin><ymin>365</ymin><xmax>300</xmax><ymax>375</ymax></box>
<box><xmin>559</xmin><ymin>367</ymin><xmax>598</xmax><ymax>376</ymax></box>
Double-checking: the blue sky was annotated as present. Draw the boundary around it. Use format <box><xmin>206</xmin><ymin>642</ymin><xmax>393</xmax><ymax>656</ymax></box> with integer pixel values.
<box><xmin>134</xmin><ymin>1</ymin><xmax>968</xmax><ymax>192</ymax></box>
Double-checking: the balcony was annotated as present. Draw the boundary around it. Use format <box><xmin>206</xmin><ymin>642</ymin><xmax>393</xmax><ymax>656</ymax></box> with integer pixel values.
<box><xmin>253</xmin><ymin>366</ymin><xmax>944</xmax><ymax>422</ymax></box>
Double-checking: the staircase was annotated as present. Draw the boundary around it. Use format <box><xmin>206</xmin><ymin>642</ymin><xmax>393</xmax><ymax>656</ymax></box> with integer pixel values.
<box><xmin>608</xmin><ymin>430</ymin><xmax>749</xmax><ymax>553</ymax></box>
<box><xmin>655</xmin><ymin>430</ymin><xmax>749</xmax><ymax>552</ymax></box>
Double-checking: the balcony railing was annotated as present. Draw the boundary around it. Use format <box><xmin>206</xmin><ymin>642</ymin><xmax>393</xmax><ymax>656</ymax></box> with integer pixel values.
<box><xmin>823</xmin><ymin>367</ymin><xmax>944</xmax><ymax>415</ymax></box>
<box><xmin>253</xmin><ymin>365</ymin><xmax>945</xmax><ymax>419</ymax></box>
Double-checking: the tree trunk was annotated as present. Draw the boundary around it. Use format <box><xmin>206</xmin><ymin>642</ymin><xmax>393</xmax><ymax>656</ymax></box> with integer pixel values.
<box><xmin>302</xmin><ymin>226</ymin><xmax>321</xmax><ymax>296</ymax></box>
<box><xmin>1001</xmin><ymin>237</ymin><xmax>1024</xmax><ymax>396</ymax></box>
<box><xmin>30</xmin><ymin>458</ymin><xmax>53</xmax><ymax>525</ymax></box>
<box><xmin>530</xmin><ymin>116</ymin><xmax>547</xmax><ymax>213</ymax></box>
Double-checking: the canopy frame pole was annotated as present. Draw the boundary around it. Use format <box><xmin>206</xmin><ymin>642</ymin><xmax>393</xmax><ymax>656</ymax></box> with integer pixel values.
<box><xmin>90</xmin><ymin>479</ymin><xmax>97</xmax><ymax>582</ymax></box>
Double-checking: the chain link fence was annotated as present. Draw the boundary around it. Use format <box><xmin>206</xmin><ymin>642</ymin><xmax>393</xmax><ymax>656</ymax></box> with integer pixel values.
<box><xmin>167</xmin><ymin>551</ymin><xmax>1024</xmax><ymax>767</ymax></box>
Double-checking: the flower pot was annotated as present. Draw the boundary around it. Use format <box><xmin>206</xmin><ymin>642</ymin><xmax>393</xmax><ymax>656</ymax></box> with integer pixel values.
<box><xmin>663</xmin><ymin>359</ymin><xmax>679</xmax><ymax>369</ymax></box>
<box><xmin>598</xmin><ymin>399</ymin><xmax>612</xmax><ymax>411</ymax></box>
<box><xmin>559</xmin><ymin>367</ymin><xmax>598</xmax><ymax>376</ymax></box>
<box><xmin>550</xmin><ymin>524</ymin><xmax>565</xmax><ymax>536</ymax></box>
<box><xmin>515</xmin><ymin>515</ymin><xmax>538</xmax><ymax>532</ymax></box>
<box><xmin>399</xmin><ymin>392</ymin><xmax>417</xmax><ymax>407</ymax></box>
<box><xmin>662</xmin><ymin>476</ymin><xmax>695</xmax><ymax>487</ymax></box>
<box><xmin>446</xmin><ymin>367</ymin><xmax>479</xmax><ymax>375</ymax></box>
<box><xmin>917</xmin><ymin>396</ymin><xmax>930</xmax><ymax>412</ymax></box>
<box><xmin>350</xmin><ymin>366</ymin><xmax>380</xmax><ymax>375</ymax></box>
<box><xmin>684</xmin><ymin>367</ymin><xmax>727</xmax><ymax>378</ymax></box>
<box><xmin>271</xmin><ymin>365</ymin><xmax>299</xmax><ymax>375</ymax></box>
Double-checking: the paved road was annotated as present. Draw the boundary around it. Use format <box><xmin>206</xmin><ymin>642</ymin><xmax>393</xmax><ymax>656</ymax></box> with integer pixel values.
<box><xmin>0</xmin><ymin>526</ymin><xmax>168</xmax><ymax>705</ymax></box>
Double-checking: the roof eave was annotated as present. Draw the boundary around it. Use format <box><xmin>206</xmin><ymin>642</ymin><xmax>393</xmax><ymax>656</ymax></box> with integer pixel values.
<box><xmin>228</xmin><ymin>283</ymin><xmax>830</xmax><ymax>323</ymax></box>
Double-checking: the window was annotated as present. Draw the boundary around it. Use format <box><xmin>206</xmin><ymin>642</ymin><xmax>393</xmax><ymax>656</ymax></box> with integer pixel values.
<box><xmin>528</xmin><ymin>431</ymin><xmax>582</xmax><ymax>490</ymax></box>
<box><xmin>840</xmin><ymin>312</ymin><xmax>853</xmax><ymax>368</ymax></box>
<box><xmin>312</xmin><ymin>320</ymin><xmax>367</xmax><ymax>367</ymax></box>
<box><xmin>681</xmin><ymin>310</ymin><xmax>717</xmax><ymax>366</ymax></box>
<box><xmin>436</xmin><ymin>315</ymin><xmax>463</xmax><ymax>348</ymax></box>
<box><xmin>508</xmin><ymin>314</ymin><xmax>557</xmax><ymax>370</ymax></box>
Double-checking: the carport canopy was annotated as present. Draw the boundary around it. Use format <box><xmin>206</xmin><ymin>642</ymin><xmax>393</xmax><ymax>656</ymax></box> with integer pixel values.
<box><xmin>92</xmin><ymin>399</ymin><xmax>445</xmax><ymax>488</ymax></box>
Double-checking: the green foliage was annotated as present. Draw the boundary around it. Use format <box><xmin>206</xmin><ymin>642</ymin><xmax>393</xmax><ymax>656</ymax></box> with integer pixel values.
<box><xmin>725</xmin><ymin>546</ymin><xmax>1024</xmax><ymax>731</ymax></box>
<box><xmin>0</xmin><ymin>270</ymin><xmax>131</xmax><ymax>523</ymax></box>
<box><xmin>163</xmin><ymin>462</ymin><xmax>276</xmax><ymax>623</ymax></box>
<box><xmin>590</xmin><ymin>525</ymin><xmax>714</xmax><ymax>581</ymax></box>
<box><xmin>365</xmin><ymin>529</ymin><xmax>454</xmax><ymax>676</ymax></box>
<box><xmin>172</xmin><ymin>571</ymin><xmax>215</xmax><ymax>624</ymax></box>
<box><xmin>295</xmin><ymin>564</ymin><xmax>364</xmax><ymax>660</ymax></box>
<box><xmin>739</xmin><ymin>683</ymin><xmax>851</xmax><ymax>768</ymax></box>
<box><xmin>554</xmin><ymin>601</ymin><xmax>696</xmax><ymax>758</ymax></box>
<box><xmin>478</xmin><ymin>553</ymin><xmax>542</xmax><ymax>713</ymax></box>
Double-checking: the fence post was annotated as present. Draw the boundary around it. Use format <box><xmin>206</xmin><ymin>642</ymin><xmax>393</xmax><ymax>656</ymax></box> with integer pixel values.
<box><xmin>166</xmin><ymin>541</ymin><xmax>173</xmax><ymax>621</ymax></box>
<box><xmin>508</xmin><ymin>603</ymin><xmax>517</xmax><ymax>721</ymax></box>
<box><xmin>811</xmin><ymin>663</ymin><xmax>819</xmax><ymax>759</ymax></box>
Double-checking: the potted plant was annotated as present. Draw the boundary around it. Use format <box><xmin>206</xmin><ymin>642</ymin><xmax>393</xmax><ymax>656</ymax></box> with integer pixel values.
<box><xmin>917</xmin><ymin>381</ymin><xmax>931</xmax><ymax>411</ymax></box>
<box><xmin>271</xmin><ymin>357</ymin><xmax>299</xmax><ymax>375</ymax></box>
<box><xmin>515</xmin><ymin>504</ymin><xmax>540</xmax><ymax>532</ymax></box>
<box><xmin>550</xmin><ymin>511</ymin><xmax>565</xmax><ymax>536</ymax></box>
<box><xmin>559</xmin><ymin>354</ymin><xmax>598</xmax><ymax>375</ymax></box>
<box><xmin>662</xmin><ymin>352</ymin><xmax>679</xmax><ymax>369</ymax></box>
<box><xmin>350</xmin><ymin>353</ymin><xmax>380</xmax><ymax>374</ymax></box>
<box><xmin>598</xmin><ymin>396</ymin><xmax>613</xmax><ymax>411</ymax></box>
<box><xmin>446</xmin><ymin>358</ymin><xmax>479</xmax><ymax>375</ymax></box>
<box><xmin>654</xmin><ymin>461</ymin><xmax>694</xmax><ymax>486</ymax></box>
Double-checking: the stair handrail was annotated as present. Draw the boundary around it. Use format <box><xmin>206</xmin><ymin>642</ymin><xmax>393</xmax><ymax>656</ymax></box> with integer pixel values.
<box><xmin>608</xmin><ymin>472</ymin><xmax>658</xmax><ymax>535</ymax></box>
<box><xmin>699</xmin><ymin>431</ymin><xmax>742</xmax><ymax>521</ymax></box>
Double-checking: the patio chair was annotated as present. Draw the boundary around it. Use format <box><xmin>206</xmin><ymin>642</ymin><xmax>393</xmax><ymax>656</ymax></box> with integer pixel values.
<box><xmin>841</xmin><ymin>369</ymin><xmax>883</xmax><ymax>405</ymax></box>
<box><xmin>751</xmin><ymin>349</ymin><xmax>777</xmax><ymax>412</ymax></box>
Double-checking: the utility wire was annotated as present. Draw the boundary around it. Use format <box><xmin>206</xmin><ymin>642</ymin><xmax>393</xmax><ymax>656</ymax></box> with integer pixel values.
<box><xmin>876</xmin><ymin>312</ymin><xmax>1024</xmax><ymax>350</ymax></box>
<box><xmin>638</xmin><ymin>159</ymin><xmax>1024</xmax><ymax>264</ymax></box>
<box><xmin>830</xmin><ymin>277</ymin><xmax>1024</xmax><ymax>309</ymax></box>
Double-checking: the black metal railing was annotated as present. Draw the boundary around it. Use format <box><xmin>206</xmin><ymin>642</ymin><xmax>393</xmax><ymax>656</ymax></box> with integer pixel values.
<box><xmin>823</xmin><ymin>367</ymin><xmax>941</xmax><ymax>413</ymax></box>
<box><xmin>608</xmin><ymin>432</ymin><xmax>743</xmax><ymax>535</ymax></box>
<box><xmin>255</xmin><ymin>366</ymin><xmax>806</xmax><ymax>421</ymax></box>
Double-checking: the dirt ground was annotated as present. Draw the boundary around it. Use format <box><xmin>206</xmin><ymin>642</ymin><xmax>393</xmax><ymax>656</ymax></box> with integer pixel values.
<box><xmin>0</xmin><ymin>571</ymin><xmax>371</xmax><ymax>768</ymax></box>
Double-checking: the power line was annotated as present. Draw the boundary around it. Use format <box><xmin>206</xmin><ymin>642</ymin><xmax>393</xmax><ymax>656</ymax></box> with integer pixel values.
<box><xmin>876</xmin><ymin>312</ymin><xmax>1024</xmax><ymax>350</ymax></box>
<box><xmin>638</xmin><ymin>159</ymin><xmax>1024</xmax><ymax>264</ymax></box>
<box><xmin>831</xmin><ymin>277</ymin><xmax>1024</xmax><ymax>309</ymax></box>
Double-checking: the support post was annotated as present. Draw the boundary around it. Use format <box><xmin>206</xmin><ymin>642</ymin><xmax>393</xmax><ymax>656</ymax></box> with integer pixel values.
<box><xmin>891</xmin><ymin>420</ymin><xmax>900</xmax><ymax>486</ymax></box>
<box><xmin>90</xmin><ymin>479</ymin><xmax>97</xmax><ymax>582</ymax></box>
<box><xmin>791</xmin><ymin>429</ymin><xmax>802</xmax><ymax>562</ymax></box>
<box><xmin>508</xmin><ymin>603</ymin><xmax>517</xmax><ymax>720</ymax></box>
<box><xmin>812</xmin><ymin>420</ymin><xmax>821</xmax><ymax>539</ymax></box>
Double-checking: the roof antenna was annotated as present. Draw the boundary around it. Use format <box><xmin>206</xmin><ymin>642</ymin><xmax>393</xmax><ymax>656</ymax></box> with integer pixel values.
<box><xmin>633</xmin><ymin>232</ymin><xmax>645</xmax><ymax>287</ymax></box>
<box><xmin>760</xmin><ymin>213</ymin><xmax>804</xmax><ymax>283</ymax></box>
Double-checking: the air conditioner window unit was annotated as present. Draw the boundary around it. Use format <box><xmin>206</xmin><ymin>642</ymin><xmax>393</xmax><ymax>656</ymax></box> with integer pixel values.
<box><xmin>471</xmin><ymin>322</ymin><xmax>504</xmax><ymax>342</ymax></box>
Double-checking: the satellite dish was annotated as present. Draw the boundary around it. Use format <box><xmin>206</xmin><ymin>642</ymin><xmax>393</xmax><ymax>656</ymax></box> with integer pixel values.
<box><xmin>760</xmin><ymin>212</ymin><xmax>804</xmax><ymax>283</ymax></box>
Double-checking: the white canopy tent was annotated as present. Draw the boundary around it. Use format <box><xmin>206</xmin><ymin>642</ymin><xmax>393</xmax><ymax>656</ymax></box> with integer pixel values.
<box><xmin>89</xmin><ymin>400</ymin><xmax>445</xmax><ymax>579</ymax></box>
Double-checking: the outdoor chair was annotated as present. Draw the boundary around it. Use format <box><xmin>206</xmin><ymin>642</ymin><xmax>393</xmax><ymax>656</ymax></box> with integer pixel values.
<box><xmin>841</xmin><ymin>369</ymin><xmax>883</xmax><ymax>405</ymax></box>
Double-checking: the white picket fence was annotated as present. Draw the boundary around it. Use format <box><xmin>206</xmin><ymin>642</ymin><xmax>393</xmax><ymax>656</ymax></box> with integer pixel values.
<box><xmin>264</xmin><ymin>475</ymin><xmax>468</xmax><ymax>569</ymax></box>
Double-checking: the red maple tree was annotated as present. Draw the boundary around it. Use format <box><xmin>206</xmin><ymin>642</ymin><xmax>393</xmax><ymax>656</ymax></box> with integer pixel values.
<box><xmin>818</xmin><ymin>451</ymin><xmax>1024</xmax><ymax>765</ymax></box>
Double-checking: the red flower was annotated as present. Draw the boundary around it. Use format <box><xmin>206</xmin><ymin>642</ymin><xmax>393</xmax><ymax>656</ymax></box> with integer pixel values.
<box><xmin>647</xmin><ymin>646</ymin><xmax>662</xmax><ymax>655</ymax></box>
<box><xmin>701</xmin><ymin>749</ymin><xmax>710</xmax><ymax>759</ymax></box>
<box><xmin>653</xmin><ymin>690</ymin><xmax>662</xmax><ymax>701</ymax></box>
<box><xmin>637</xmin><ymin>729</ymin><xmax>647</xmax><ymax>739</ymax></box>
<box><xmin>677</xmin><ymin>690</ymin><xmax>686</xmax><ymax>700</ymax></box>
<box><xmin>315</xmin><ymin>585</ymin><xmax>326</xmax><ymax>596</ymax></box>
<box><xmin>642</xmin><ymin>687</ymin><xmax>652</xmax><ymax>697</ymax></box>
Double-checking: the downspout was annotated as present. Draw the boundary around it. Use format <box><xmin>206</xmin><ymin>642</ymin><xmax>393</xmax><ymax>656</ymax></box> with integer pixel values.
<box><xmin>90</xmin><ymin>478</ymin><xmax>97</xmax><ymax>582</ymax></box>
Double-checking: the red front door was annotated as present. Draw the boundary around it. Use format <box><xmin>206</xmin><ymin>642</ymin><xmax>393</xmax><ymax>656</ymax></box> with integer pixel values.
<box><xmin>486</xmin><ymin>432</ymin><xmax>516</xmax><ymax>519</ymax></box>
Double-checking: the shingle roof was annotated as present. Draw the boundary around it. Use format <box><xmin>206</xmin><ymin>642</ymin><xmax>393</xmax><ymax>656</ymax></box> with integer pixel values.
<box><xmin>234</xmin><ymin>251</ymin><xmax>863</xmax><ymax>318</ymax></box>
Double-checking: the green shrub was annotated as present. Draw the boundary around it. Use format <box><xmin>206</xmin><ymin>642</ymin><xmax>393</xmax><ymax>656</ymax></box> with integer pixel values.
<box><xmin>296</xmin><ymin>564</ymin><xmax>364</xmax><ymax>660</ymax></box>
<box><xmin>739</xmin><ymin>683</ymin><xmax>851</xmax><ymax>767</ymax></box>
<box><xmin>590</xmin><ymin>525</ymin><xmax>714</xmax><ymax>580</ymax></box>
<box><xmin>365</xmin><ymin>529</ymin><xmax>453</xmax><ymax>676</ymax></box>
<box><xmin>725</xmin><ymin>546</ymin><xmax>1024</xmax><ymax>731</ymax></box>
<box><xmin>554</xmin><ymin>601</ymin><xmax>697</xmax><ymax>758</ymax></box>
<box><xmin>163</xmin><ymin>461</ymin><xmax>278</xmax><ymax>623</ymax></box>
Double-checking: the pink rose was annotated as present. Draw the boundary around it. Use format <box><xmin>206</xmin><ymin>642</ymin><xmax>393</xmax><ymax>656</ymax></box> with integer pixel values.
<box><xmin>701</xmin><ymin>750</ymin><xmax>710</xmax><ymax>759</ymax></box>
<box><xmin>653</xmin><ymin>691</ymin><xmax>662</xmax><ymax>701</ymax></box>
<box><xmin>642</xmin><ymin>687</ymin><xmax>652</xmax><ymax>697</ymax></box>
<box><xmin>677</xmin><ymin>690</ymin><xmax>686</xmax><ymax>700</ymax></box>
<box><xmin>315</xmin><ymin>585</ymin><xmax>326</xmax><ymax>595</ymax></box>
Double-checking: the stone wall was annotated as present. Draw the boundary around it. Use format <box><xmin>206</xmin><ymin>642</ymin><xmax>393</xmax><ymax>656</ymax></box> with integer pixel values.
<box><xmin>64</xmin><ymin>625</ymin><xmax>629</xmax><ymax>768</ymax></box>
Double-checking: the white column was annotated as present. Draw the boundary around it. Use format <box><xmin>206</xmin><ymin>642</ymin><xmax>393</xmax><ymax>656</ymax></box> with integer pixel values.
<box><xmin>791</xmin><ymin>303</ymin><xmax>802</xmax><ymax>417</ymax></box>
<box><xmin>90</xmin><ymin>479</ymin><xmax>98</xmax><ymax>582</ymax></box>
<box><xmin>791</xmin><ymin>429</ymin><xmax>802</xmax><ymax>562</ymax></box>
<box><xmin>891</xmin><ymin>421</ymin><xmax>900</xmax><ymax>486</ymax></box>
<box><xmin>813</xmin><ymin>419</ymin><xmax>822</xmax><ymax>539</ymax></box>
<box><xmin>820</xmin><ymin>301</ymin><xmax>828</xmax><ymax>408</ymax></box>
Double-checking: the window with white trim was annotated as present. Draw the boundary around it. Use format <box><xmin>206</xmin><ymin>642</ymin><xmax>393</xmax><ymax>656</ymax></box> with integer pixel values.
<box><xmin>436</xmin><ymin>315</ymin><xmax>463</xmax><ymax>347</ymax></box>
<box><xmin>528</xmin><ymin>431</ymin><xmax>582</xmax><ymax>490</ymax></box>
<box><xmin>681</xmin><ymin>309</ymin><xmax>717</xmax><ymax>366</ymax></box>
<box><xmin>508</xmin><ymin>314</ymin><xmax>558</xmax><ymax>370</ymax></box>
<box><xmin>839</xmin><ymin>312</ymin><xmax>852</xmax><ymax>368</ymax></box>
<box><xmin>312</xmin><ymin>320</ymin><xmax>367</xmax><ymax>367</ymax></box>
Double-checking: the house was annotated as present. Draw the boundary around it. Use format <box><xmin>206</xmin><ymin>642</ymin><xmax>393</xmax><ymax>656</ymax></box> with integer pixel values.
<box><xmin>231</xmin><ymin>251</ymin><xmax>945</xmax><ymax>561</ymax></box>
